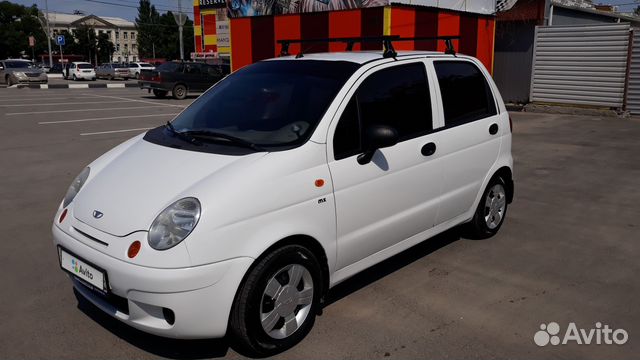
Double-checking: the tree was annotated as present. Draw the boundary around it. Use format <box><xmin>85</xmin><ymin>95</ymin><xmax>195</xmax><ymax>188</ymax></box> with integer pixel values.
<box><xmin>97</xmin><ymin>33</ymin><xmax>114</xmax><ymax>63</ymax></box>
<box><xmin>635</xmin><ymin>5</ymin><xmax>640</xmax><ymax>16</ymax></box>
<box><xmin>135</xmin><ymin>0</ymin><xmax>160</xmax><ymax>58</ymax></box>
<box><xmin>73</xmin><ymin>24</ymin><xmax>98</xmax><ymax>63</ymax></box>
<box><xmin>0</xmin><ymin>1</ymin><xmax>48</xmax><ymax>60</ymax></box>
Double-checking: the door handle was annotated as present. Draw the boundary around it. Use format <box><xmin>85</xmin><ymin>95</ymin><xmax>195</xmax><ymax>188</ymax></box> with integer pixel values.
<box><xmin>489</xmin><ymin>123</ymin><xmax>499</xmax><ymax>135</ymax></box>
<box><xmin>421</xmin><ymin>142</ymin><xmax>437</xmax><ymax>156</ymax></box>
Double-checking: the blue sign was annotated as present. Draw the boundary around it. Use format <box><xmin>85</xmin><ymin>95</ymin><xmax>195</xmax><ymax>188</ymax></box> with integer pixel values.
<box><xmin>56</xmin><ymin>35</ymin><xmax>65</xmax><ymax>46</ymax></box>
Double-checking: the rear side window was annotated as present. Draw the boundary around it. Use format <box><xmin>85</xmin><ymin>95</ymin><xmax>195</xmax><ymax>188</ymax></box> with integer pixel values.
<box><xmin>434</xmin><ymin>61</ymin><xmax>497</xmax><ymax>126</ymax></box>
<box><xmin>333</xmin><ymin>63</ymin><xmax>432</xmax><ymax>160</ymax></box>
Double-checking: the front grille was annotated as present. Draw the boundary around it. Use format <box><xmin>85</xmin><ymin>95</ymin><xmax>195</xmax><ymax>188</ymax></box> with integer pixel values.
<box><xmin>74</xmin><ymin>279</ymin><xmax>129</xmax><ymax>315</ymax></box>
<box><xmin>26</xmin><ymin>73</ymin><xmax>41</xmax><ymax>78</ymax></box>
<box><xmin>73</xmin><ymin>227</ymin><xmax>109</xmax><ymax>247</ymax></box>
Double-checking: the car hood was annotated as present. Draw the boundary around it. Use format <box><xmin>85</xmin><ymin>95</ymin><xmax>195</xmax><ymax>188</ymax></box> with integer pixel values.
<box><xmin>74</xmin><ymin>138</ymin><xmax>266</xmax><ymax>237</ymax></box>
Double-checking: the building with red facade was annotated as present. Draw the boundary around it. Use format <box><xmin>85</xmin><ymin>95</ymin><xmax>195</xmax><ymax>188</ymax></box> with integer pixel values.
<box><xmin>193</xmin><ymin>0</ymin><xmax>497</xmax><ymax>72</ymax></box>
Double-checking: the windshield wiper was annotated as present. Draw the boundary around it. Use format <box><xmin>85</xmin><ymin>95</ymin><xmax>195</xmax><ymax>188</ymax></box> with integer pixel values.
<box><xmin>165</xmin><ymin>121</ymin><xmax>202</xmax><ymax>146</ymax></box>
<box><xmin>183</xmin><ymin>130</ymin><xmax>266</xmax><ymax>152</ymax></box>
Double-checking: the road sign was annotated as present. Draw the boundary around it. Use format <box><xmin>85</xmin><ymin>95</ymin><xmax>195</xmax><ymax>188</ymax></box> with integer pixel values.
<box><xmin>56</xmin><ymin>35</ymin><xmax>65</xmax><ymax>46</ymax></box>
<box><xmin>29</xmin><ymin>36</ymin><xmax>35</xmax><ymax>47</ymax></box>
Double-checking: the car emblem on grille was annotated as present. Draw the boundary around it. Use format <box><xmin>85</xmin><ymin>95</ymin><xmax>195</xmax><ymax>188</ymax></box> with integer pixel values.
<box><xmin>92</xmin><ymin>210</ymin><xmax>104</xmax><ymax>219</ymax></box>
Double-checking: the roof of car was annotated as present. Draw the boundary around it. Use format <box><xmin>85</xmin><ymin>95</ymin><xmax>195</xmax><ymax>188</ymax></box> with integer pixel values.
<box><xmin>265</xmin><ymin>51</ymin><xmax>462</xmax><ymax>64</ymax></box>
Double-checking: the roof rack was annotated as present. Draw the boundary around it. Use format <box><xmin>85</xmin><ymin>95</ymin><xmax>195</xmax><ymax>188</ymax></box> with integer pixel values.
<box><xmin>277</xmin><ymin>35</ymin><xmax>461</xmax><ymax>59</ymax></box>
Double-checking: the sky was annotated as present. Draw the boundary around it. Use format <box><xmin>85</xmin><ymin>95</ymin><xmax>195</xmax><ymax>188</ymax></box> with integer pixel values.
<box><xmin>11</xmin><ymin>0</ymin><xmax>195</xmax><ymax>21</ymax></box>
<box><xmin>8</xmin><ymin>0</ymin><xmax>640</xmax><ymax>21</ymax></box>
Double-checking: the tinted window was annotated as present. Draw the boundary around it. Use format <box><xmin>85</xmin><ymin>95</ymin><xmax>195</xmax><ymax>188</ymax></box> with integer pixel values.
<box><xmin>5</xmin><ymin>61</ymin><xmax>32</xmax><ymax>68</ymax></box>
<box><xmin>185</xmin><ymin>63</ymin><xmax>201</xmax><ymax>74</ymax></box>
<box><xmin>169</xmin><ymin>60</ymin><xmax>359</xmax><ymax>148</ymax></box>
<box><xmin>156</xmin><ymin>62</ymin><xmax>181</xmax><ymax>72</ymax></box>
<box><xmin>358</xmin><ymin>63</ymin><xmax>432</xmax><ymax>141</ymax></box>
<box><xmin>332</xmin><ymin>63</ymin><xmax>432</xmax><ymax>160</ymax></box>
<box><xmin>77</xmin><ymin>63</ymin><xmax>93</xmax><ymax>69</ymax></box>
<box><xmin>333</xmin><ymin>97</ymin><xmax>361</xmax><ymax>160</ymax></box>
<box><xmin>434</xmin><ymin>61</ymin><xmax>497</xmax><ymax>126</ymax></box>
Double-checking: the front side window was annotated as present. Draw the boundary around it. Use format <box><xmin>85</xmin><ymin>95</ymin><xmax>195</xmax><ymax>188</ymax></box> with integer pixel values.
<box><xmin>434</xmin><ymin>61</ymin><xmax>497</xmax><ymax>127</ymax></box>
<box><xmin>333</xmin><ymin>62</ymin><xmax>432</xmax><ymax>160</ymax></box>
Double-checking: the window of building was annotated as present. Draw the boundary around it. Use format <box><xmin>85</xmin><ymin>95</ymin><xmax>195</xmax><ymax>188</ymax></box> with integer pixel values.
<box><xmin>433</xmin><ymin>61</ymin><xmax>497</xmax><ymax>126</ymax></box>
<box><xmin>116</xmin><ymin>44</ymin><xmax>120</xmax><ymax>51</ymax></box>
<box><xmin>132</xmin><ymin>44</ymin><xmax>137</xmax><ymax>51</ymax></box>
<box><xmin>131</xmin><ymin>32</ymin><xmax>135</xmax><ymax>40</ymax></box>
<box><xmin>123</xmin><ymin>32</ymin><xmax>128</xmax><ymax>39</ymax></box>
<box><xmin>115</xmin><ymin>31</ymin><xmax>119</xmax><ymax>39</ymax></box>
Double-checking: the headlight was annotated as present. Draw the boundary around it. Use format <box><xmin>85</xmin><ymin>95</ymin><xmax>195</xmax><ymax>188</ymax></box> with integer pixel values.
<box><xmin>148</xmin><ymin>197</ymin><xmax>201</xmax><ymax>250</ymax></box>
<box><xmin>14</xmin><ymin>72</ymin><xmax>26</xmax><ymax>78</ymax></box>
<box><xmin>63</xmin><ymin>167</ymin><xmax>90</xmax><ymax>208</ymax></box>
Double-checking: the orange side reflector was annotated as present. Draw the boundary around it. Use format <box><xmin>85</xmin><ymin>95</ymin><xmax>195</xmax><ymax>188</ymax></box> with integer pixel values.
<box><xmin>315</xmin><ymin>179</ymin><xmax>325</xmax><ymax>187</ymax></box>
<box><xmin>128</xmin><ymin>241</ymin><xmax>141</xmax><ymax>258</ymax></box>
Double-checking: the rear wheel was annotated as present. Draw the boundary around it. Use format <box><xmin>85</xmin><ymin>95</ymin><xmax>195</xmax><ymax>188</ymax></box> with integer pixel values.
<box><xmin>72</xmin><ymin>74</ymin><xmax>77</xmax><ymax>81</ymax></box>
<box><xmin>172</xmin><ymin>84</ymin><xmax>187</xmax><ymax>100</ymax></box>
<box><xmin>135</xmin><ymin>72</ymin><xmax>140</xmax><ymax>79</ymax></box>
<box><xmin>229</xmin><ymin>245</ymin><xmax>322</xmax><ymax>357</ymax></box>
<box><xmin>152</xmin><ymin>89</ymin><xmax>167</xmax><ymax>98</ymax></box>
<box><xmin>466</xmin><ymin>176</ymin><xmax>508</xmax><ymax>239</ymax></box>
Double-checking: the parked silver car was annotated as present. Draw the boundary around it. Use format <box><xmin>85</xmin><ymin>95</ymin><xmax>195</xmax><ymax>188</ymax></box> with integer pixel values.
<box><xmin>96</xmin><ymin>63</ymin><xmax>130</xmax><ymax>80</ymax></box>
<box><xmin>128</xmin><ymin>62</ymin><xmax>155</xmax><ymax>79</ymax></box>
<box><xmin>0</xmin><ymin>59</ymin><xmax>48</xmax><ymax>86</ymax></box>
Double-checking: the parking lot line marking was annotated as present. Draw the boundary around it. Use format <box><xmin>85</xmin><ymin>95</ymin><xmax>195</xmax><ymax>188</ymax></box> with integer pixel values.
<box><xmin>39</xmin><ymin>113</ymin><xmax>179</xmax><ymax>124</ymax></box>
<box><xmin>0</xmin><ymin>96</ymin><xmax>78</xmax><ymax>102</ymax></box>
<box><xmin>87</xmin><ymin>94</ymin><xmax>188</xmax><ymax>109</ymax></box>
<box><xmin>6</xmin><ymin>105</ymin><xmax>168</xmax><ymax>116</ymax></box>
<box><xmin>80</xmin><ymin>127</ymin><xmax>152</xmax><ymax>136</ymax></box>
<box><xmin>1</xmin><ymin>100</ymin><xmax>133</xmax><ymax>107</ymax></box>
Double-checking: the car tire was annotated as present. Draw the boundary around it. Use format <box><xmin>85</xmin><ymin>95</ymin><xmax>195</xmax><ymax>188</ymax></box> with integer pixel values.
<box><xmin>135</xmin><ymin>72</ymin><xmax>140</xmax><ymax>79</ymax></box>
<box><xmin>72</xmin><ymin>74</ymin><xmax>77</xmax><ymax>81</ymax></box>
<box><xmin>466</xmin><ymin>176</ymin><xmax>509</xmax><ymax>239</ymax></box>
<box><xmin>172</xmin><ymin>84</ymin><xmax>187</xmax><ymax>100</ymax></box>
<box><xmin>229</xmin><ymin>245</ymin><xmax>322</xmax><ymax>357</ymax></box>
<box><xmin>152</xmin><ymin>89</ymin><xmax>167</xmax><ymax>98</ymax></box>
<box><xmin>92</xmin><ymin>77</ymin><xmax>96</xmax><ymax>81</ymax></box>
<box><xmin>6</xmin><ymin>76</ymin><xmax>13</xmax><ymax>86</ymax></box>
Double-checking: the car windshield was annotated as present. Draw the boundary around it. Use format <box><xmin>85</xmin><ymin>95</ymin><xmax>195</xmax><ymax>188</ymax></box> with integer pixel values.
<box><xmin>170</xmin><ymin>60</ymin><xmax>359</xmax><ymax>147</ymax></box>
<box><xmin>5</xmin><ymin>61</ymin><xmax>34</xmax><ymax>69</ymax></box>
<box><xmin>140</xmin><ymin>63</ymin><xmax>153</xmax><ymax>67</ymax></box>
<box><xmin>77</xmin><ymin>63</ymin><xmax>93</xmax><ymax>69</ymax></box>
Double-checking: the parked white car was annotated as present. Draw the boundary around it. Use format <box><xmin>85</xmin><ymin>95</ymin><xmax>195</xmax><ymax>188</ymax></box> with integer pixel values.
<box><xmin>64</xmin><ymin>62</ymin><xmax>96</xmax><ymax>81</ymax></box>
<box><xmin>128</xmin><ymin>62</ymin><xmax>155</xmax><ymax>79</ymax></box>
<box><xmin>53</xmin><ymin>49</ymin><xmax>513</xmax><ymax>356</ymax></box>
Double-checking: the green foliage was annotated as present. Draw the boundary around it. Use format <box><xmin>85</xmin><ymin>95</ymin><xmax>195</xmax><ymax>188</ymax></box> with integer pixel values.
<box><xmin>135</xmin><ymin>0</ymin><xmax>194</xmax><ymax>60</ymax></box>
<box><xmin>0</xmin><ymin>1</ymin><xmax>50</xmax><ymax>60</ymax></box>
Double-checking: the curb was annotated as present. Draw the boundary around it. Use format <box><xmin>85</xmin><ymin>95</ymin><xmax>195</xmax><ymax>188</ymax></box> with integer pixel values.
<box><xmin>524</xmin><ymin>103</ymin><xmax>626</xmax><ymax>118</ymax></box>
<box><xmin>2</xmin><ymin>83</ymin><xmax>139</xmax><ymax>89</ymax></box>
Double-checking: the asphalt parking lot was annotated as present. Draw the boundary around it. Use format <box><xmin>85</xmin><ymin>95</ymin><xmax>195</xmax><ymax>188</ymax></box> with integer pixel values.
<box><xmin>0</xmin><ymin>88</ymin><xmax>639</xmax><ymax>359</ymax></box>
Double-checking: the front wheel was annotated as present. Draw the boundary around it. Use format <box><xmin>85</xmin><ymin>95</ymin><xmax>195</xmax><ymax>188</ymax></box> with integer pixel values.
<box><xmin>172</xmin><ymin>84</ymin><xmax>187</xmax><ymax>100</ymax></box>
<box><xmin>6</xmin><ymin>76</ymin><xmax>13</xmax><ymax>86</ymax></box>
<box><xmin>229</xmin><ymin>245</ymin><xmax>322</xmax><ymax>357</ymax></box>
<box><xmin>466</xmin><ymin>176</ymin><xmax>508</xmax><ymax>239</ymax></box>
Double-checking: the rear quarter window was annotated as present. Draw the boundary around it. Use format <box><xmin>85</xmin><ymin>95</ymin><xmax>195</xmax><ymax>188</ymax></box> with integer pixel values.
<box><xmin>434</xmin><ymin>61</ymin><xmax>497</xmax><ymax>127</ymax></box>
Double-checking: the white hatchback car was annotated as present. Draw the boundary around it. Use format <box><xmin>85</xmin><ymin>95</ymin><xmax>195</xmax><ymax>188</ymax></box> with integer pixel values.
<box><xmin>128</xmin><ymin>62</ymin><xmax>155</xmax><ymax>79</ymax></box>
<box><xmin>53</xmin><ymin>48</ymin><xmax>513</xmax><ymax>356</ymax></box>
<box><xmin>65</xmin><ymin>61</ymin><xmax>96</xmax><ymax>81</ymax></box>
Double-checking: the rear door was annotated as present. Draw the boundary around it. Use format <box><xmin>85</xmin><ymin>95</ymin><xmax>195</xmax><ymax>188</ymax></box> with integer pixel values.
<box><xmin>327</xmin><ymin>60</ymin><xmax>444</xmax><ymax>269</ymax></box>
<box><xmin>183</xmin><ymin>63</ymin><xmax>204</xmax><ymax>91</ymax></box>
<box><xmin>428</xmin><ymin>59</ymin><xmax>503</xmax><ymax>225</ymax></box>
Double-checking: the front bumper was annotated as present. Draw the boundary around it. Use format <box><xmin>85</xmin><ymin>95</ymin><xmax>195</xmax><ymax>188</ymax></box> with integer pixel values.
<box><xmin>52</xmin><ymin>223</ymin><xmax>253</xmax><ymax>338</ymax></box>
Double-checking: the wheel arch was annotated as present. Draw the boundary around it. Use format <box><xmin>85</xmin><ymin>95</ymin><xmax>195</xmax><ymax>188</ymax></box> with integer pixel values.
<box><xmin>493</xmin><ymin>166</ymin><xmax>514</xmax><ymax>204</ymax></box>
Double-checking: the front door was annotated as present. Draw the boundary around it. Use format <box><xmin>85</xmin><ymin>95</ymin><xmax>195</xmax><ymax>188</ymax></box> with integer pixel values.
<box><xmin>327</xmin><ymin>61</ymin><xmax>444</xmax><ymax>269</ymax></box>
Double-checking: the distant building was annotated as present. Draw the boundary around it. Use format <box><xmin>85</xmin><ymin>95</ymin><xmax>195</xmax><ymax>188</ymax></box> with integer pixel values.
<box><xmin>46</xmin><ymin>12</ymin><xmax>138</xmax><ymax>63</ymax></box>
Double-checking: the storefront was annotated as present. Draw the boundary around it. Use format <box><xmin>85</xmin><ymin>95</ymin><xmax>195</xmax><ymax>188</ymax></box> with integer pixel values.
<box><xmin>193</xmin><ymin>0</ymin><xmax>496</xmax><ymax>71</ymax></box>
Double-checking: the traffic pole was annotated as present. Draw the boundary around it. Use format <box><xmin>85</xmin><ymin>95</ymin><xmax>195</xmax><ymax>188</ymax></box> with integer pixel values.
<box><xmin>44</xmin><ymin>0</ymin><xmax>53</xmax><ymax>67</ymax></box>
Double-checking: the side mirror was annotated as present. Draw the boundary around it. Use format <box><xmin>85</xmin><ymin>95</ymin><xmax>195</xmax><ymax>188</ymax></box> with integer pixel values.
<box><xmin>357</xmin><ymin>125</ymin><xmax>399</xmax><ymax>165</ymax></box>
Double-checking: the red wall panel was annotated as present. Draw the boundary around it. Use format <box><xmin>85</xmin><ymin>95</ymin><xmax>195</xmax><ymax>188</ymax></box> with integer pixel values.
<box><xmin>230</xmin><ymin>18</ymin><xmax>252</xmax><ymax>70</ymax></box>
<box><xmin>329</xmin><ymin>9</ymin><xmax>362</xmax><ymax>52</ymax></box>
<box><xmin>414</xmin><ymin>9</ymin><xmax>438</xmax><ymax>51</ymax></box>
<box><xmin>361</xmin><ymin>7</ymin><xmax>384</xmax><ymax>50</ymax></box>
<box><xmin>459</xmin><ymin>14</ymin><xmax>478</xmax><ymax>57</ymax></box>
<box><xmin>437</xmin><ymin>11</ymin><xmax>460</xmax><ymax>52</ymax></box>
<box><xmin>476</xmin><ymin>17</ymin><xmax>495</xmax><ymax>73</ymax></box>
<box><xmin>390</xmin><ymin>7</ymin><xmax>415</xmax><ymax>50</ymax></box>
<box><xmin>251</xmin><ymin>17</ymin><xmax>274</xmax><ymax>62</ymax></box>
<box><xmin>274</xmin><ymin>15</ymin><xmax>301</xmax><ymax>57</ymax></box>
<box><xmin>300</xmin><ymin>12</ymin><xmax>329</xmax><ymax>53</ymax></box>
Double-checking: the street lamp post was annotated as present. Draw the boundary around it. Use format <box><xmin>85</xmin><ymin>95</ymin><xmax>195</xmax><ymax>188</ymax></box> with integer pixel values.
<box><xmin>44</xmin><ymin>0</ymin><xmax>53</xmax><ymax>67</ymax></box>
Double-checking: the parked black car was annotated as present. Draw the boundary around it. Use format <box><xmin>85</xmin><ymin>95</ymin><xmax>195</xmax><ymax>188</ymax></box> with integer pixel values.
<box><xmin>138</xmin><ymin>61</ymin><xmax>228</xmax><ymax>100</ymax></box>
